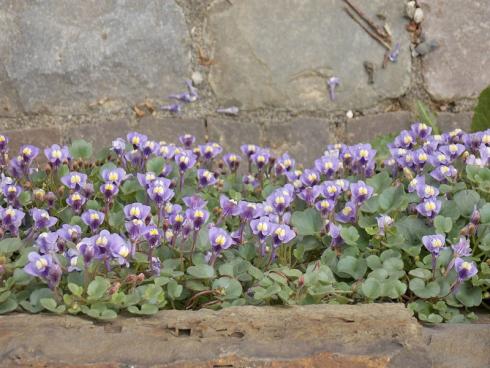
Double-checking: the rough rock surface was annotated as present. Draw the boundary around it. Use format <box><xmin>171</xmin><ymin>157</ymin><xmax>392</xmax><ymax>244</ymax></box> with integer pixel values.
<box><xmin>206</xmin><ymin>0</ymin><xmax>411</xmax><ymax>112</ymax></box>
<box><xmin>0</xmin><ymin>0</ymin><xmax>191</xmax><ymax>114</ymax></box>
<box><xmin>420</xmin><ymin>0</ymin><xmax>490</xmax><ymax>100</ymax></box>
<box><xmin>345</xmin><ymin>112</ymin><xmax>412</xmax><ymax>144</ymax></box>
<box><xmin>0</xmin><ymin>304</ymin><xmax>431</xmax><ymax>367</ymax></box>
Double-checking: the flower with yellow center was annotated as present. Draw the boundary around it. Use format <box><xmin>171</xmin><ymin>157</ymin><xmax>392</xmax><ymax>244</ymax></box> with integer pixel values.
<box><xmin>461</xmin><ymin>261</ymin><xmax>472</xmax><ymax>271</ymax></box>
<box><xmin>153</xmin><ymin>186</ymin><xmax>164</xmax><ymax>195</ymax></box>
<box><xmin>105</xmin><ymin>183</ymin><xmax>114</xmax><ymax>191</ymax></box>
<box><xmin>7</xmin><ymin>186</ymin><xmax>16</xmax><ymax>193</ymax></box>
<box><xmin>431</xmin><ymin>239</ymin><xmax>443</xmax><ymax>248</ymax></box>
<box><xmin>22</xmin><ymin>147</ymin><xmax>32</xmax><ymax>156</ymax></box>
<box><xmin>327</xmin><ymin>185</ymin><xmax>337</xmax><ymax>194</ymax></box>
<box><xmin>324</xmin><ymin>161</ymin><xmax>333</xmax><ymax>169</ymax></box>
<box><xmin>483</xmin><ymin>134</ymin><xmax>490</xmax><ymax>144</ymax></box>
<box><xmin>194</xmin><ymin>210</ymin><xmax>204</xmax><ymax>218</ymax></box>
<box><xmin>229</xmin><ymin>154</ymin><xmax>237</xmax><ymax>162</ymax></box>
<box><xmin>284</xmin><ymin>159</ymin><xmax>292</xmax><ymax>167</ymax></box>
<box><xmin>247</xmin><ymin>145</ymin><xmax>255</xmax><ymax>152</ymax></box>
<box><xmin>165</xmin><ymin>229</ymin><xmax>174</xmax><ymax>239</ymax></box>
<box><xmin>130</xmin><ymin>207</ymin><xmax>140</xmax><ymax>217</ymax></box>
<box><xmin>275</xmin><ymin>228</ymin><xmax>286</xmax><ymax>237</ymax></box>
<box><xmin>96</xmin><ymin>236</ymin><xmax>108</xmax><ymax>246</ymax></box>
<box><xmin>403</xmin><ymin>135</ymin><xmax>413</xmax><ymax>144</ymax></box>
<box><xmin>424</xmin><ymin>186</ymin><xmax>435</xmax><ymax>196</ymax></box>
<box><xmin>437</xmin><ymin>154</ymin><xmax>446</xmax><ymax>162</ymax></box>
<box><xmin>179</xmin><ymin>156</ymin><xmax>189</xmax><ymax>164</ymax></box>
<box><xmin>257</xmin><ymin>155</ymin><xmax>265</xmax><ymax>163</ymax></box>
<box><xmin>215</xmin><ymin>235</ymin><xmax>226</xmax><ymax>246</ymax></box>
<box><xmin>131</xmin><ymin>136</ymin><xmax>140</xmax><ymax>145</ymax></box>
<box><xmin>320</xmin><ymin>200</ymin><xmax>330</xmax><ymax>209</ymax></box>
<box><xmin>257</xmin><ymin>222</ymin><xmax>268</xmax><ymax>232</ymax></box>
<box><xmin>440</xmin><ymin>166</ymin><xmax>449</xmax><ymax>174</ymax></box>
<box><xmin>275</xmin><ymin>196</ymin><xmax>285</xmax><ymax>204</ymax></box>
<box><xmin>342</xmin><ymin>207</ymin><xmax>352</xmax><ymax>215</ymax></box>
<box><xmin>307</xmin><ymin>173</ymin><xmax>317</xmax><ymax>182</ymax></box>
<box><xmin>90</xmin><ymin>213</ymin><xmax>100</xmax><ymax>221</ymax></box>
<box><xmin>70</xmin><ymin>175</ymin><xmax>81</xmax><ymax>184</ymax></box>
<box><xmin>51</xmin><ymin>150</ymin><xmax>62</xmax><ymax>159</ymax></box>
<box><xmin>5</xmin><ymin>208</ymin><xmax>15</xmax><ymax>216</ymax></box>
<box><xmin>175</xmin><ymin>214</ymin><xmax>184</xmax><ymax>223</ymax></box>
<box><xmin>359</xmin><ymin>149</ymin><xmax>369</xmax><ymax>158</ymax></box>
<box><xmin>71</xmin><ymin>193</ymin><xmax>81</xmax><ymax>201</ymax></box>
<box><xmin>35</xmin><ymin>258</ymin><xmax>48</xmax><ymax>270</ymax></box>
<box><xmin>418</xmin><ymin>153</ymin><xmax>428</xmax><ymax>162</ymax></box>
<box><xmin>108</xmin><ymin>172</ymin><xmax>119</xmax><ymax>181</ymax></box>
<box><xmin>119</xmin><ymin>246</ymin><xmax>129</xmax><ymax>258</ymax></box>
<box><xmin>344</xmin><ymin>152</ymin><xmax>352</xmax><ymax>159</ymax></box>
<box><xmin>425</xmin><ymin>202</ymin><xmax>436</xmax><ymax>211</ymax></box>
<box><xmin>0</xmin><ymin>135</ymin><xmax>5</xmax><ymax>142</ymax></box>
<box><xmin>149</xmin><ymin>228</ymin><xmax>159</xmax><ymax>236</ymax></box>
<box><xmin>358</xmin><ymin>187</ymin><xmax>368</xmax><ymax>195</ymax></box>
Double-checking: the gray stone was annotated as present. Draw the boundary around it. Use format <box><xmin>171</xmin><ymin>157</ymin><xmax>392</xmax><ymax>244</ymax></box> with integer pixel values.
<box><xmin>64</xmin><ymin>119</ymin><xmax>131</xmax><ymax>151</ymax></box>
<box><xmin>207</xmin><ymin>117</ymin><xmax>262</xmax><ymax>154</ymax></box>
<box><xmin>206</xmin><ymin>0</ymin><xmax>411</xmax><ymax>112</ymax></box>
<box><xmin>0</xmin><ymin>126</ymin><xmax>62</xmax><ymax>163</ymax></box>
<box><xmin>423</xmin><ymin>324</ymin><xmax>490</xmax><ymax>368</ymax></box>
<box><xmin>0</xmin><ymin>304</ymin><xmax>432</xmax><ymax>367</ymax></box>
<box><xmin>346</xmin><ymin>111</ymin><xmax>412</xmax><ymax>144</ymax></box>
<box><xmin>0</xmin><ymin>0</ymin><xmax>191</xmax><ymax>115</ymax></box>
<box><xmin>262</xmin><ymin>118</ymin><xmax>337</xmax><ymax>166</ymax></box>
<box><xmin>137</xmin><ymin>116</ymin><xmax>206</xmax><ymax>144</ymax></box>
<box><xmin>437</xmin><ymin>112</ymin><xmax>473</xmax><ymax>132</ymax></box>
<box><xmin>420</xmin><ymin>0</ymin><xmax>490</xmax><ymax>100</ymax></box>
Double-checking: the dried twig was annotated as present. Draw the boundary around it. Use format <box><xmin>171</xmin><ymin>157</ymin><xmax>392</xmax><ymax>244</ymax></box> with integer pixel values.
<box><xmin>344</xmin><ymin>8</ymin><xmax>391</xmax><ymax>50</ymax></box>
<box><xmin>342</xmin><ymin>0</ymin><xmax>391</xmax><ymax>42</ymax></box>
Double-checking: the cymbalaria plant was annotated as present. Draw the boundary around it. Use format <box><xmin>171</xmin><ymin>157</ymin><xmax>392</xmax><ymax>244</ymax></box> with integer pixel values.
<box><xmin>0</xmin><ymin>123</ymin><xmax>488</xmax><ymax>323</ymax></box>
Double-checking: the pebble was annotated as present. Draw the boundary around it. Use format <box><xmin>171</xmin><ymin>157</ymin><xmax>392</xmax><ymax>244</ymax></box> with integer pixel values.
<box><xmin>191</xmin><ymin>71</ymin><xmax>204</xmax><ymax>86</ymax></box>
<box><xmin>415</xmin><ymin>40</ymin><xmax>439</xmax><ymax>56</ymax></box>
<box><xmin>413</xmin><ymin>8</ymin><xmax>424</xmax><ymax>24</ymax></box>
<box><xmin>405</xmin><ymin>1</ymin><xmax>416</xmax><ymax>19</ymax></box>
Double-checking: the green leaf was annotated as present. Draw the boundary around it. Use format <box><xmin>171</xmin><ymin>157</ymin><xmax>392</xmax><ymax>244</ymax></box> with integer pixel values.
<box><xmin>187</xmin><ymin>264</ymin><xmax>216</xmax><ymax>279</ymax></box>
<box><xmin>69</xmin><ymin>139</ymin><xmax>93</xmax><ymax>159</ymax></box>
<box><xmin>213</xmin><ymin>278</ymin><xmax>243</xmax><ymax>300</ymax></box>
<box><xmin>455</xmin><ymin>282</ymin><xmax>482</xmax><ymax>307</ymax></box>
<box><xmin>128</xmin><ymin>304</ymin><xmax>159</xmax><ymax>315</ymax></box>
<box><xmin>0</xmin><ymin>238</ymin><xmax>24</xmax><ymax>254</ymax></box>
<box><xmin>409</xmin><ymin>268</ymin><xmax>432</xmax><ymax>280</ymax></box>
<box><xmin>87</xmin><ymin>276</ymin><xmax>110</xmax><ymax>300</ymax></box>
<box><xmin>40</xmin><ymin>298</ymin><xmax>65</xmax><ymax>314</ymax></box>
<box><xmin>336</xmin><ymin>256</ymin><xmax>367</xmax><ymax>280</ymax></box>
<box><xmin>167</xmin><ymin>279</ymin><xmax>183</xmax><ymax>300</ymax></box>
<box><xmin>121</xmin><ymin>179</ymin><xmax>143</xmax><ymax>195</ymax></box>
<box><xmin>479</xmin><ymin>203</ymin><xmax>490</xmax><ymax>224</ymax></box>
<box><xmin>379</xmin><ymin>279</ymin><xmax>407</xmax><ymax>299</ymax></box>
<box><xmin>146</xmin><ymin>157</ymin><xmax>165</xmax><ymax>174</ymax></box>
<box><xmin>362</xmin><ymin>278</ymin><xmax>381</xmax><ymax>299</ymax></box>
<box><xmin>340</xmin><ymin>226</ymin><xmax>360</xmax><ymax>246</ymax></box>
<box><xmin>416</xmin><ymin>100</ymin><xmax>440</xmax><ymax>134</ymax></box>
<box><xmin>454</xmin><ymin>190</ymin><xmax>480</xmax><ymax>218</ymax></box>
<box><xmin>378</xmin><ymin>186</ymin><xmax>408</xmax><ymax>212</ymax></box>
<box><xmin>366</xmin><ymin>171</ymin><xmax>392</xmax><ymax>193</ymax></box>
<box><xmin>409</xmin><ymin>278</ymin><xmax>440</xmax><ymax>298</ymax></box>
<box><xmin>291</xmin><ymin>208</ymin><xmax>323</xmax><ymax>236</ymax></box>
<box><xmin>0</xmin><ymin>298</ymin><xmax>18</xmax><ymax>314</ymax></box>
<box><xmin>434</xmin><ymin>216</ymin><xmax>453</xmax><ymax>234</ymax></box>
<box><xmin>68</xmin><ymin>283</ymin><xmax>83</xmax><ymax>296</ymax></box>
<box><xmin>471</xmin><ymin>85</ymin><xmax>490</xmax><ymax>131</ymax></box>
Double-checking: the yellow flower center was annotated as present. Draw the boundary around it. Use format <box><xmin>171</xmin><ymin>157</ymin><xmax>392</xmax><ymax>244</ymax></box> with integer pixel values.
<box><xmin>179</xmin><ymin>156</ymin><xmax>189</xmax><ymax>164</ymax></box>
<box><xmin>7</xmin><ymin>186</ymin><xmax>16</xmax><ymax>193</ymax></box>
<box><xmin>257</xmin><ymin>155</ymin><xmax>265</xmax><ymax>163</ymax></box>
<box><xmin>119</xmin><ymin>246</ymin><xmax>129</xmax><ymax>258</ymax></box>
<box><xmin>275</xmin><ymin>228</ymin><xmax>286</xmax><ymax>237</ymax></box>
<box><xmin>105</xmin><ymin>183</ymin><xmax>114</xmax><ymax>191</ymax></box>
<box><xmin>327</xmin><ymin>186</ymin><xmax>337</xmax><ymax>194</ymax></box>
<box><xmin>342</xmin><ymin>207</ymin><xmax>352</xmax><ymax>215</ymax></box>
<box><xmin>194</xmin><ymin>210</ymin><xmax>204</xmax><ymax>218</ymax></box>
<box><xmin>71</xmin><ymin>193</ymin><xmax>81</xmax><ymax>201</ymax></box>
<box><xmin>257</xmin><ymin>222</ymin><xmax>268</xmax><ymax>231</ymax></box>
<box><xmin>275</xmin><ymin>196</ymin><xmax>285</xmax><ymax>204</ymax></box>
<box><xmin>307</xmin><ymin>173</ymin><xmax>317</xmax><ymax>182</ymax></box>
<box><xmin>22</xmin><ymin>147</ymin><xmax>32</xmax><ymax>156</ymax></box>
<box><xmin>130</xmin><ymin>207</ymin><xmax>140</xmax><ymax>217</ymax></box>
<box><xmin>175</xmin><ymin>214</ymin><xmax>184</xmax><ymax>223</ymax></box>
<box><xmin>70</xmin><ymin>175</ymin><xmax>81</xmax><ymax>184</ymax></box>
<box><xmin>320</xmin><ymin>200</ymin><xmax>330</xmax><ymax>209</ymax></box>
<box><xmin>108</xmin><ymin>172</ymin><xmax>119</xmax><ymax>181</ymax></box>
<box><xmin>462</xmin><ymin>261</ymin><xmax>472</xmax><ymax>270</ymax></box>
<box><xmin>403</xmin><ymin>135</ymin><xmax>413</xmax><ymax>144</ymax></box>
<box><xmin>51</xmin><ymin>150</ymin><xmax>62</xmax><ymax>159</ymax></box>
<box><xmin>215</xmin><ymin>235</ymin><xmax>226</xmax><ymax>246</ymax></box>
<box><xmin>5</xmin><ymin>208</ymin><xmax>15</xmax><ymax>216</ymax></box>
<box><xmin>432</xmin><ymin>239</ymin><xmax>443</xmax><ymax>248</ymax></box>
<box><xmin>418</xmin><ymin>153</ymin><xmax>428</xmax><ymax>162</ymax></box>
<box><xmin>153</xmin><ymin>186</ymin><xmax>164</xmax><ymax>195</ymax></box>
<box><xmin>425</xmin><ymin>202</ymin><xmax>436</xmax><ymax>211</ymax></box>
<box><xmin>424</xmin><ymin>186</ymin><xmax>435</xmax><ymax>196</ymax></box>
<box><xmin>437</xmin><ymin>154</ymin><xmax>446</xmax><ymax>162</ymax></box>
<box><xmin>90</xmin><ymin>213</ymin><xmax>100</xmax><ymax>221</ymax></box>
<box><xmin>149</xmin><ymin>229</ymin><xmax>159</xmax><ymax>236</ymax></box>
<box><xmin>440</xmin><ymin>166</ymin><xmax>449</xmax><ymax>174</ymax></box>
<box><xmin>96</xmin><ymin>236</ymin><xmax>108</xmax><ymax>246</ymax></box>
<box><xmin>360</xmin><ymin>149</ymin><xmax>369</xmax><ymax>158</ymax></box>
<box><xmin>35</xmin><ymin>258</ymin><xmax>48</xmax><ymax>270</ymax></box>
<box><xmin>324</xmin><ymin>162</ymin><xmax>333</xmax><ymax>169</ymax></box>
<box><xmin>131</xmin><ymin>136</ymin><xmax>140</xmax><ymax>145</ymax></box>
<box><xmin>358</xmin><ymin>187</ymin><xmax>368</xmax><ymax>195</ymax></box>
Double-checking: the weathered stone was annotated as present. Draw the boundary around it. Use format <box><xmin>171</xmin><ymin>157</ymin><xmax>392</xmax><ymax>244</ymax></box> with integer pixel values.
<box><xmin>137</xmin><ymin>116</ymin><xmax>206</xmax><ymax>144</ymax></box>
<box><xmin>0</xmin><ymin>304</ymin><xmax>432</xmax><ymax>367</ymax></box>
<box><xmin>436</xmin><ymin>112</ymin><xmax>473</xmax><ymax>132</ymax></box>
<box><xmin>420</xmin><ymin>0</ymin><xmax>490</xmax><ymax>101</ymax></box>
<box><xmin>0</xmin><ymin>64</ymin><xmax>22</xmax><ymax>118</ymax></box>
<box><xmin>0</xmin><ymin>0</ymin><xmax>191</xmax><ymax>115</ymax></box>
<box><xmin>207</xmin><ymin>117</ymin><xmax>262</xmax><ymax>154</ymax></box>
<box><xmin>345</xmin><ymin>112</ymin><xmax>412</xmax><ymax>144</ymax></box>
<box><xmin>262</xmin><ymin>118</ymin><xmax>337</xmax><ymax>166</ymax></box>
<box><xmin>423</xmin><ymin>324</ymin><xmax>490</xmax><ymax>368</ymax></box>
<box><xmin>0</xmin><ymin>126</ymin><xmax>62</xmax><ymax>155</ymax></box>
<box><xmin>64</xmin><ymin>120</ymin><xmax>131</xmax><ymax>151</ymax></box>
<box><xmin>206</xmin><ymin>0</ymin><xmax>411</xmax><ymax>112</ymax></box>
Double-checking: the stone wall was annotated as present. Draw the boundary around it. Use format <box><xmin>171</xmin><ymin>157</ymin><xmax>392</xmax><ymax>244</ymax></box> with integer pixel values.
<box><xmin>0</xmin><ymin>0</ymin><xmax>488</xmax><ymax>159</ymax></box>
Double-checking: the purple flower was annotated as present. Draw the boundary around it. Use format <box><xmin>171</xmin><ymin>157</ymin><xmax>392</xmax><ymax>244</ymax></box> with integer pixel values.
<box><xmin>300</xmin><ymin>169</ymin><xmax>320</xmax><ymax>187</ymax></box>
<box><xmin>408</xmin><ymin>175</ymin><xmax>424</xmax><ymax>193</ymax></box>
<box><xmin>125</xmin><ymin>218</ymin><xmax>146</xmax><ymax>240</ymax></box>
<box><xmin>314</xmin><ymin>156</ymin><xmax>339</xmax><ymax>178</ymax></box>
<box><xmin>250</xmin><ymin>216</ymin><xmax>274</xmax><ymax>241</ymax></box>
<box><xmin>238</xmin><ymin>201</ymin><xmax>263</xmax><ymax>221</ymax></box>
<box><xmin>251</xmin><ymin>149</ymin><xmax>270</xmax><ymax>170</ymax></box>
<box><xmin>321</xmin><ymin>181</ymin><xmax>342</xmax><ymax>200</ymax></box>
<box><xmin>61</xmin><ymin>172</ymin><xmax>87</xmax><ymax>191</ymax></box>
<box><xmin>124</xmin><ymin>149</ymin><xmax>144</xmax><ymax>168</ymax></box>
<box><xmin>137</xmin><ymin>172</ymin><xmax>157</xmax><ymax>188</ymax></box>
<box><xmin>19</xmin><ymin>145</ymin><xmax>40</xmax><ymax>163</ymax></box>
<box><xmin>144</xmin><ymin>225</ymin><xmax>162</xmax><ymax>248</ymax></box>
<box><xmin>175</xmin><ymin>150</ymin><xmax>197</xmax><ymax>172</ymax></box>
<box><xmin>150</xmin><ymin>256</ymin><xmax>161</xmax><ymax>276</ymax></box>
<box><xmin>223</xmin><ymin>153</ymin><xmax>241</xmax><ymax>172</ymax></box>
<box><xmin>1</xmin><ymin>207</ymin><xmax>25</xmax><ymax>235</ymax></box>
<box><xmin>183</xmin><ymin>195</ymin><xmax>207</xmax><ymax>210</ymax></box>
<box><xmin>109</xmin><ymin>236</ymin><xmax>131</xmax><ymax>266</ymax></box>
<box><xmin>31</xmin><ymin>208</ymin><xmax>58</xmax><ymax>230</ymax></box>
<box><xmin>100</xmin><ymin>182</ymin><xmax>119</xmax><ymax>200</ymax></box>
<box><xmin>451</xmin><ymin>237</ymin><xmax>472</xmax><ymax>257</ymax></box>
<box><xmin>158</xmin><ymin>144</ymin><xmax>177</xmax><ymax>160</ymax></box>
<box><xmin>275</xmin><ymin>153</ymin><xmax>295</xmax><ymax>175</ymax></box>
<box><xmin>327</xmin><ymin>77</ymin><xmax>340</xmax><ymax>101</ymax></box>
<box><xmin>24</xmin><ymin>252</ymin><xmax>61</xmax><ymax>289</ymax></box>
<box><xmin>111</xmin><ymin>138</ymin><xmax>126</xmax><ymax>156</ymax></box>
<box><xmin>185</xmin><ymin>207</ymin><xmax>209</xmax><ymax>230</ymax></box>
<box><xmin>377</xmin><ymin>215</ymin><xmax>394</xmax><ymax>236</ymax></box>
<box><xmin>101</xmin><ymin>167</ymin><xmax>126</xmax><ymax>185</ymax></box>
<box><xmin>429</xmin><ymin>151</ymin><xmax>451</xmax><ymax>167</ymax></box>
<box><xmin>267</xmin><ymin>188</ymin><xmax>294</xmax><ymax>214</ymax></box>
<box><xmin>148</xmin><ymin>183</ymin><xmax>174</xmax><ymax>206</ymax></box>
<box><xmin>388</xmin><ymin>42</ymin><xmax>400</xmax><ymax>62</ymax></box>
<box><xmin>199</xmin><ymin>142</ymin><xmax>222</xmax><ymax>160</ymax></box>
<box><xmin>35</xmin><ymin>232</ymin><xmax>59</xmax><ymax>254</ymax></box>
<box><xmin>142</xmin><ymin>140</ymin><xmax>159</xmax><ymax>157</ymax></box>
<box><xmin>411</xmin><ymin>122</ymin><xmax>431</xmax><ymax>139</ymax></box>
<box><xmin>66</xmin><ymin>191</ymin><xmax>86</xmax><ymax>213</ymax></box>
<box><xmin>209</xmin><ymin>227</ymin><xmax>233</xmax><ymax>253</ymax></box>
<box><xmin>0</xmin><ymin>134</ymin><xmax>9</xmax><ymax>151</ymax></box>
<box><xmin>240</xmin><ymin>144</ymin><xmax>258</xmax><ymax>158</ymax></box>
<box><xmin>298</xmin><ymin>186</ymin><xmax>321</xmax><ymax>206</ymax></box>
<box><xmin>328</xmin><ymin>222</ymin><xmax>343</xmax><ymax>248</ymax></box>
<box><xmin>271</xmin><ymin>223</ymin><xmax>296</xmax><ymax>248</ymax></box>
<box><xmin>394</xmin><ymin>130</ymin><xmax>415</xmax><ymax>149</ymax></box>
<box><xmin>77</xmin><ymin>238</ymin><xmax>97</xmax><ymax>264</ymax></box>
<box><xmin>179</xmin><ymin>134</ymin><xmax>196</xmax><ymax>148</ymax></box>
<box><xmin>57</xmin><ymin>224</ymin><xmax>81</xmax><ymax>243</ymax></box>
<box><xmin>161</xmin><ymin>103</ymin><xmax>182</xmax><ymax>113</ymax></box>
<box><xmin>44</xmin><ymin>144</ymin><xmax>70</xmax><ymax>167</ymax></box>
<box><xmin>335</xmin><ymin>201</ymin><xmax>357</xmax><ymax>223</ymax></box>
<box><xmin>169</xmin><ymin>212</ymin><xmax>186</xmax><ymax>232</ymax></box>
<box><xmin>2</xmin><ymin>183</ymin><xmax>21</xmax><ymax>204</ymax></box>
<box><xmin>65</xmin><ymin>249</ymin><xmax>81</xmax><ymax>272</ymax></box>
<box><xmin>440</xmin><ymin>144</ymin><xmax>465</xmax><ymax>160</ymax></box>
<box><xmin>422</xmin><ymin>234</ymin><xmax>446</xmax><ymax>256</ymax></box>
<box><xmin>415</xmin><ymin>182</ymin><xmax>439</xmax><ymax>199</ymax></box>
<box><xmin>220</xmin><ymin>195</ymin><xmax>240</xmax><ymax>217</ymax></box>
<box><xmin>197</xmin><ymin>169</ymin><xmax>217</xmax><ymax>187</ymax></box>
<box><xmin>454</xmin><ymin>258</ymin><xmax>478</xmax><ymax>282</ymax></box>
<box><xmin>123</xmin><ymin>203</ymin><xmax>152</xmax><ymax>221</ymax></box>
<box><xmin>315</xmin><ymin>198</ymin><xmax>335</xmax><ymax>217</ymax></box>
<box><xmin>81</xmin><ymin>209</ymin><xmax>104</xmax><ymax>232</ymax></box>
<box><xmin>350</xmin><ymin>181</ymin><xmax>374</xmax><ymax>204</ymax></box>
<box><xmin>127</xmin><ymin>132</ymin><xmax>148</xmax><ymax>149</ymax></box>
<box><xmin>243</xmin><ymin>174</ymin><xmax>259</xmax><ymax>188</ymax></box>
<box><xmin>416</xmin><ymin>198</ymin><xmax>441</xmax><ymax>219</ymax></box>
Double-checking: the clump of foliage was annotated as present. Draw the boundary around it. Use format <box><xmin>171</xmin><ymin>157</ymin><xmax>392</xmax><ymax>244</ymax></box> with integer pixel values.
<box><xmin>0</xmin><ymin>123</ymin><xmax>489</xmax><ymax>323</ymax></box>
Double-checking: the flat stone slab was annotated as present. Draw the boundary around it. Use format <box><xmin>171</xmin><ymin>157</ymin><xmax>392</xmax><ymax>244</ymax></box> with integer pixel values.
<box><xmin>206</xmin><ymin>0</ymin><xmax>411</xmax><ymax>112</ymax></box>
<box><xmin>345</xmin><ymin>111</ymin><xmax>412</xmax><ymax>144</ymax></box>
<box><xmin>0</xmin><ymin>0</ymin><xmax>191</xmax><ymax>114</ymax></box>
<box><xmin>420</xmin><ymin>0</ymin><xmax>490</xmax><ymax>101</ymax></box>
<box><xmin>0</xmin><ymin>304</ymin><xmax>432</xmax><ymax>367</ymax></box>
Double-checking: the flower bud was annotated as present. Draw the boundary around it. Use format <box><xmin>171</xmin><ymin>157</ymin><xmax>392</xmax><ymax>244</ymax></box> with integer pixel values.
<box><xmin>33</xmin><ymin>188</ymin><xmax>46</xmax><ymax>202</ymax></box>
<box><xmin>470</xmin><ymin>207</ymin><xmax>480</xmax><ymax>226</ymax></box>
<box><xmin>46</xmin><ymin>191</ymin><xmax>57</xmax><ymax>207</ymax></box>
